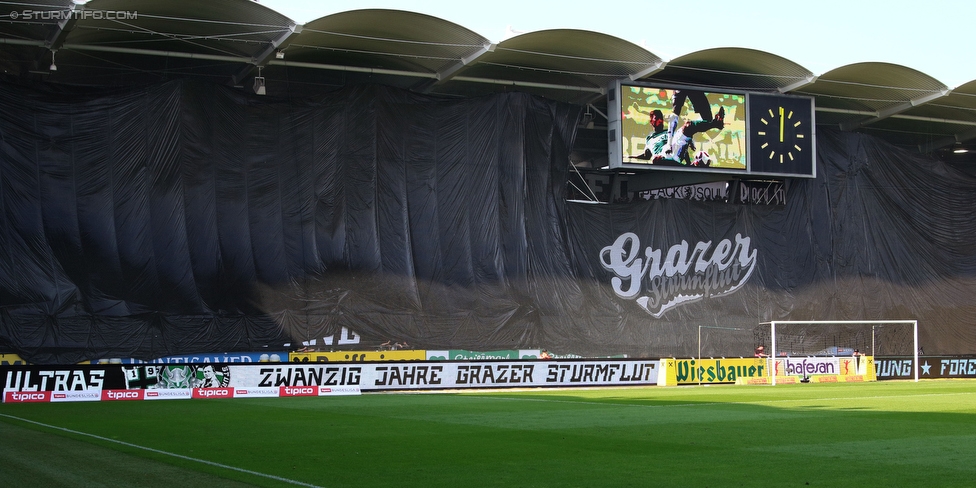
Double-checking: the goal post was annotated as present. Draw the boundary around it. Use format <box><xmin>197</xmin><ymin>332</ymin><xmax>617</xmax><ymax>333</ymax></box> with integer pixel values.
<box><xmin>760</xmin><ymin>320</ymin><xmax>919</xmax><ymax>385</ymax></box>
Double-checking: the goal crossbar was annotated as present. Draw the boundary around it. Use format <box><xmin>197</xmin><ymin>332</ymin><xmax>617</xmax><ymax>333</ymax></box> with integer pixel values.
<box><xmin>760</xmin><ymin>320</ymin><xmax>919</xmax><ymax>384</ymax></box>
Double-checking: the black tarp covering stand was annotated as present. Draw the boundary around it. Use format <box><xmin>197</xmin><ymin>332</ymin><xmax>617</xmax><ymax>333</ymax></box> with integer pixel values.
<box><xmin>0</xmin><ymin>80</ymin><xmax>580</xmax><ymax>363</ymax></box>
<box><xmin>566</xmin><ymin>130</ymin><xmax>976</xmax><ymax>358</ymax></box>
<box><xmin>2</xmin><ymin>78</ymin><xmax>976</xmax><ymax>363</ymax></box>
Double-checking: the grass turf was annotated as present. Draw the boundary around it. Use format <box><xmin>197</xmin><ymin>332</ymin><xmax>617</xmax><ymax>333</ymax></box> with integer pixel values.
<box><xmin>1</xmin><ymin>380</ymin><xmax>975</xmax><ymax>487</ymax></box>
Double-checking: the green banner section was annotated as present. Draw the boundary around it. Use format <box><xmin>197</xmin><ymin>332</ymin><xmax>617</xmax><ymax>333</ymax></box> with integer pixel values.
<box><xmin>431</xmin><ymin>350</ymin><xmax>524</xmax><ymax>360</ymax></box>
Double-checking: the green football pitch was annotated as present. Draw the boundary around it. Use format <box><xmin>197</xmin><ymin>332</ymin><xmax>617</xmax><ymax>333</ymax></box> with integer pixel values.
<box><xmin>2</xmin><ymin>380</ymin><xmax>975</xmax><ymax>487</ymax></box>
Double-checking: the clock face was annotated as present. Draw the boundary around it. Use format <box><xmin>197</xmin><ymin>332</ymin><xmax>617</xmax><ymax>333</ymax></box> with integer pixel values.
<box><xmin>757</xmin><ymin>106</ymin><xmax>803</xmax><ymax>163</ymax></box>
<box><xmin>748</xmin><ymin>94</ymin><xmax>815</xmax><ymax>176</ymax></box>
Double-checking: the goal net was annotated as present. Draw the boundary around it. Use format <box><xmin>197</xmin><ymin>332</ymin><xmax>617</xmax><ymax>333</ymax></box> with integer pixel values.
<box><xmin>696</xmin><ymin>326</ymin><xmax>759</xmax><ymax>359</ymax></box>
<box><xmin>756</xmin><ymin>320</ymin><xmax>919</xmax><ymax>383</ymax></box>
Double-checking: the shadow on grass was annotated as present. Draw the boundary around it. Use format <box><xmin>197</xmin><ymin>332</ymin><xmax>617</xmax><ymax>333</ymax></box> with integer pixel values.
<box><xmin>1</xmin><ymin>380</ymin><xmax>974</xmax><ymax>487</ymax></box>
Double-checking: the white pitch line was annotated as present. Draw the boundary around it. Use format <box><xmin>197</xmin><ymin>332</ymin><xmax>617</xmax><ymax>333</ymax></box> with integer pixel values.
<box><xmin>464</xmin><ymin>390</ymin><xmax>976</xmax><ymax>409</ymax></box>
<box><xmin>0</xmin><ymin>413</ymin><xmax>322</xmax><ymax>488</ymax></box>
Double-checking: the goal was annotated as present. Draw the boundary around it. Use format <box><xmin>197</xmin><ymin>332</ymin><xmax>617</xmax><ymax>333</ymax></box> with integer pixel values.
<box><xmin>757</xmin><ymin>320</ymin><xmax>919</xmax><ymax>384</ymax></box>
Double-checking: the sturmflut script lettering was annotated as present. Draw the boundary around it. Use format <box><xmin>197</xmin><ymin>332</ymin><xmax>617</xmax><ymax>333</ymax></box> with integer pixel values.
<box><xmin>600</xmin><ymin>232</ymin><xmax>757</xmax><ymax>317</ymax></box>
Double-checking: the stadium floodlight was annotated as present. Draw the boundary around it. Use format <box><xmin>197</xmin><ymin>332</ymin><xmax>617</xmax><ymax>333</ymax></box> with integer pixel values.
<box><xmin>253</xmin><ymin>66</ymin><xmax>266</xmax><ymax>95</ymax></box>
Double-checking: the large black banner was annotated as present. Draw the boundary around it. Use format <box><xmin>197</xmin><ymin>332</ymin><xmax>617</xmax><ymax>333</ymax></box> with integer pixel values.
<box><xmin>2</xmin><ymin>79</ymin><xmax>976</xmax><ymax>363</ymax></box>
<box><xmin>875</xmin><ymin>356</ymin><xmax>976</xmax><ymax>380</ymax></box>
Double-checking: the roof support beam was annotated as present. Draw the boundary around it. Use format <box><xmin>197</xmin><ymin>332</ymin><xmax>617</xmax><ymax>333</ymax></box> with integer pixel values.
<box><xmin>777</xmin><ymin>75</ymin><xmax>818</xmax><ymax>93</ymax></box>
<box><xmin>33</xmin><ymin>3</ymin><xmax>82</xmax><ymax>72</ymax></box>
<box><xmin>918</xmin><ymin>127</ymin><xmax>976</xmax><ymax>153</ymax></box>
<box><xmin>587</xmin><ymin>103</ymin><xmax>607</xmax><ymax>121</ymax></box>
<box><xmin>840</xmin><ymin>88</ymin><xmax>951</xmax><ymax>131</ymax></box>
<box><xmin>893</xmin><ymin>114</ymin><xmax>976</xmax><ymax>126</ymax></box>
<box><xmin>815</xmin><ymin>107</ymin><xmax>876</xmax><ymax>116</ymax></box>
<box><xmin>814</xmin><ymin>107</ymin><xmax>976</xmax><ymax>135</ymax></box>
<box><xmin>451</xmin><ymin>75</ymin><xmax>605</xmax><ymax>94</ymax></box>
<box><xmin>580</xmin><ymin>103</ymin><xmax>607</xmax><ymax>128</ymax></box>
<box><xmin>438</xmin><ymin>42</ymin><xmax>495</xmax><ymax>83</ymax></box>
<box><xmin>12</xmin><ymin>41</ymin><xmax>618</xmax><ymax>96</ymax></box>
<box><xmin>63</xmin><ymin>43</ymin><xmax>248</xmax><ymax>63</ymax></box>
<box><xmin>628</xmin><ymin>61</ymin><xmax>666</xmax><ymax>80</ymax></box>
<box><xmin>1</xmin><ymin>39</ymin><xmax>45</xmax><ymax>47</ymax></box>
<box><xmin>414</xmin><ymin>41</ymin><xmax>496</xmax><ymax>93</ymax></box>
<box><xmin>45</xmin><ymin>3</ymin><xmax>82</xmax><ymax>50</ymax></box>
<box><xmin>270</xmin><ymin>59</ymin><xmax>438</xmax><ymax>79</ymax></box>
<box><xmin>232</xmin><ymin>23</ymin><xmax>303</xmax><ymax>86</ymax></box>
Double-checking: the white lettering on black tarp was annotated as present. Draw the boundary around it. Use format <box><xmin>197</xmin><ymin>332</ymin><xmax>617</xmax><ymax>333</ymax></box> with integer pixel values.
<box><xmin>4</xmin><ymin>369</ymin><xmax>106</xmax><ymax>392</ymax></box>
<box><xmin>600</xmin><ymin>232</ymin><xmax>757</xmax><ymax>317</ymax></box>
<box><xmin>940</xmin><ymin>359</ymin><xmax>976</xmax><ymax>377</ymax></box>
<box><xmin>875</xmin><ymin>359</ymin><xmax>914</xmax><ymax>378</ymax></box>
<box><xmin>639</xmin><ymin>182</ymin><xmax>729</xmax><ymax>202</ymax></box>
<box><xmin>875</xmin><ymin>356</ymin><xmax>976</xmax><ymax>379</ymax></box>
<box><xmin>734</xmin><ymin>180</ymin><xmax>786</xmax><ymax>205</ymax></box>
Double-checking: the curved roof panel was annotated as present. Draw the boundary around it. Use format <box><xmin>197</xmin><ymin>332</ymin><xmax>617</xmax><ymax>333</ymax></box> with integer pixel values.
<box><xmin>490</xmin><ymin>29</ymin><xmax>662</xmax><ymax>81</ymax></box>
<box><xmin>293</xmin><ymin>9</ymin><xmax>488</xmax><ymax>76</ymax></box>
<box><xmin>78</xmin><ymin>0</ymin><xmax>296</xmax><ymax>56</ymax></box>
<box><xmin>441</xmin><ymin>29</ymin><xmax>661</xmax><ymax>103</ymax></box>
<box><xmin>795</xmin><ymin>63</ymin><xmax>951</xmax><ymax>146</ymax></box>
<box><xmin>650</xmin><ymin>48</ymin><xmax>814</xmax><ymax>92</ymax></box>
<box><xmin>0</xmin><ymin>0</ymin><xmax>74</xmax><ymax>42</ymax></box>
<box><xmin>0</xmin><ymin>3</ymin><xmax>974</xmax><ymax>155</ymax></box>
<box><xmin>800</xmin><ymin>63</ymin><xmax>947</xmax><ymax>111</ymax></box>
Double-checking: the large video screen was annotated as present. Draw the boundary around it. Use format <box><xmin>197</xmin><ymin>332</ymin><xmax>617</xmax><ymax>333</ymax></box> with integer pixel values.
<box><xmin>617</xmin><ymin>85</ymin><xmax>747</xmax><ymax>171</ymax></box>
<box><xmin>608</xmin><ymin>82</ymin><xmax>815</xmax><ymax>178</ymax></box>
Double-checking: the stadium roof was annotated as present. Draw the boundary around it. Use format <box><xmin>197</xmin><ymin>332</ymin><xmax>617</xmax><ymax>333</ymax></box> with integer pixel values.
<box><xmin>3</xmin><ymin>0</ymin><xmax>976</xmax><ymax>163</ymax></box>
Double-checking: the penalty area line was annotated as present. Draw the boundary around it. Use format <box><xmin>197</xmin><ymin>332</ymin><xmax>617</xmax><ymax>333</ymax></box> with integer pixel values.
<box><xmin>0</xmin><ymin>413</ymin><xmax>322</xmax><ymax>488</ymax></box>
